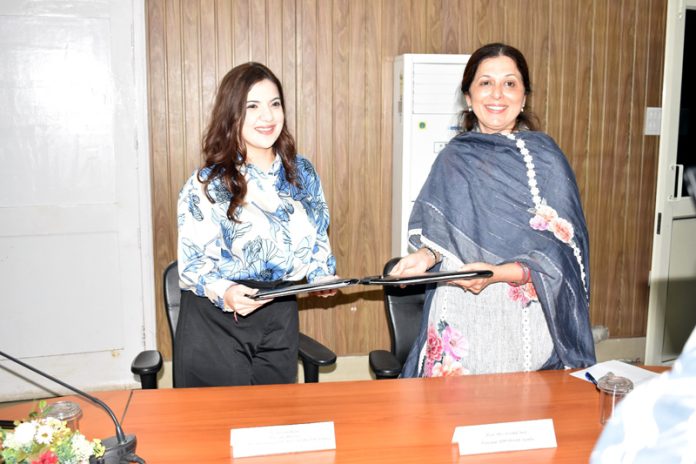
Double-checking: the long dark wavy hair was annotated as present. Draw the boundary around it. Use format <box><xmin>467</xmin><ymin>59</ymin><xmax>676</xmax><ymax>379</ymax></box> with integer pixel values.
<box><xmin>460</xmin><ymin>43</ymin><xmax>540</xmax><ymax>132</ymax></box>
<box><xmin>199</xmin><ymin>62</ymin><xmax>298</xmax><ymax>221</ymax></box>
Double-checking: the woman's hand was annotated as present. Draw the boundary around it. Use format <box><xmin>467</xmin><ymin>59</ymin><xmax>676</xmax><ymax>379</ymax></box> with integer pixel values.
<box><xmin>388</xmin><ymin>248</ymin><xmax>433</xmax><ymax>277</ymax></box>
<box><xmin>308</xmin><ymin>275</ymin><xmax>341</xmax><ymax>298</ymax></box>
<box><xmin>223</xmin><ymin>284</ymin><xmax>268</xmax><ymax>317</ymax></box>
<box><xmin>449</xmin><ymin>261</ymin><xmax>528</xmax><ymax>294</ymax></box>
<box><xmin>449</xmin><ymin>262</ymin><xmax>497</xmax><ymax>294</ymax></box>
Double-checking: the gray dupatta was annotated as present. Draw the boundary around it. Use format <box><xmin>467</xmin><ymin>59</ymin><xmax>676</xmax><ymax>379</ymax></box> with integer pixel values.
<box><xmin>402</xmin><ymin>131</ymin><xmax>595</xmax><ymax>375</ymax></box>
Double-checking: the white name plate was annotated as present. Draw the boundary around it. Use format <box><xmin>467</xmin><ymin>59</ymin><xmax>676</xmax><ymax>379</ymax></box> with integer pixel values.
<box><xmin>452</xmin><ymin>418</ymin><xmax>557</xmax><ymax>456</ymax></box>
<box><xmin>230</xmin><ymin>421</ymin><xmax>336</xmax><ymax>458</ymax></box>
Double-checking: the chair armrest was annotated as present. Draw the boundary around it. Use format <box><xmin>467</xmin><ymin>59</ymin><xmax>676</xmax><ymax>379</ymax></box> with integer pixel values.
<box><xmin>130</xmin><ymin>350</ymin><xmax>163</xmax><ymax>389</ymax></box>
<box><xmin>369</xmin><ymin>349</ymin><xmax>402</xmax><ymax>379</ymax></box>
<box><xmin>298</xmin><ymin>333</ymin><xmax>336</xmax><ymax>367</ymax></box>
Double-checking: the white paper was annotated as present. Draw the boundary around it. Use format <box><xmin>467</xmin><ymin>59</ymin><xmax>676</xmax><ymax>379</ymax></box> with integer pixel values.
<box><xmin>230</xmin><ymin>421</ymin><xmax>336</xmax><ymax>458</ymax></box>
<box><xmin>452</xmin><ymin>418</ymin><xmax>557</xmax><ymax>456</ymax></box>
<box><xmin>570</xmin><ymin>360</ymin><xmax>660</xmax><ymax>386</ymax></box>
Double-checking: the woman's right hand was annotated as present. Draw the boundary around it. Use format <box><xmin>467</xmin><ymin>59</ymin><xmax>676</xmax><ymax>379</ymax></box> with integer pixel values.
<box><xmin>388</xmin><ymin>248</ymin><xmax>433</xmax><ymax>277</ymax></box>
<box><xmin>223</xmin><ymin>284</ymin><xmax>269</xmax><ymax>317</ymax></box>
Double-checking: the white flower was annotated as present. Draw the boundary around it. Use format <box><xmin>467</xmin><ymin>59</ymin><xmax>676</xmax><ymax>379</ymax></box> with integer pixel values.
<box><xmin>71</xmin><ymin>433</ymin><xmax>96</xmax><ymax>462</ymax></box>
<box><xmin>516</xmin><ymin>139</ymin><xmax>525</xmax><ymax>149</ymax></box>
<box><xmin>35</xmin><ymin>423</ymin><xmax>54</xmax><ymax>445</ymax></box>
<box><xmin>11</xmin><ymin>421</ymin><xmax>37</xmax><ymax>447</ymax></box>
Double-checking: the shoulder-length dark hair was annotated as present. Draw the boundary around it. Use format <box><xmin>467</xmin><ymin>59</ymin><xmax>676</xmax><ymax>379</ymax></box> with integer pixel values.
<box><xmin>460</xmin><ymin>42</ymin><xmax>540</xmax><ymax>132</ymax></box>
<box><xmin>199</xmin><ymin>62</ymin><xmax>298</xmax><ymax>221</ymax></box>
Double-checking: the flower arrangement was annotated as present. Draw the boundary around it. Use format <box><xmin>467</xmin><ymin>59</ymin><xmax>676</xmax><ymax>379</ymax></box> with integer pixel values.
<box><xmin>0</xmin><ymin>401</ymin><xmax>104</xmax><ymax>464</ymax></box>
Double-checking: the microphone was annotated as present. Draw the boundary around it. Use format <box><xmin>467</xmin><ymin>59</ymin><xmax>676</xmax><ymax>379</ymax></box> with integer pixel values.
<box><xmin>0</xmin><ymin>349</ymin><xmax>145</xmax><ymax>464</ymax></box>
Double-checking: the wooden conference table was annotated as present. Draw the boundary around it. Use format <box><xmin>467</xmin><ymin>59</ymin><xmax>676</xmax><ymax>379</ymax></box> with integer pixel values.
<box><xmin>1</xmin><ymin>368</ymin><xmax>665</xmax><ymax>464</ymax></box>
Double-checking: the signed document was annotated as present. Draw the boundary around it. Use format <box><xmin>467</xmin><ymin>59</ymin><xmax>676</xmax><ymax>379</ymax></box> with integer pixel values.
<box><xmin>230</xmin><ymin>421</ymin><xmax>336</xmax><ymax>458</ymax></box>
<box><xmin>452</xmin><ymin>418</ymin><xmax>557</xmax><ymax>456</ymax></box>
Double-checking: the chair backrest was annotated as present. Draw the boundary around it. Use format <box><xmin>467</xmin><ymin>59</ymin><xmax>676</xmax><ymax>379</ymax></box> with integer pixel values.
<box><xmin>382</xmin><ymin>257</ymin><xmax>426</xmax><ymax>364</ymax></box>
<box><xmin>163</xmin><ymin>260</ymin><xmax>181</xmax><ymax>344</ymax></box>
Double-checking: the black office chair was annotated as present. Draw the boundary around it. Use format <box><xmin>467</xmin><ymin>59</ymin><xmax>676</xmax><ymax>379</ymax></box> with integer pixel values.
<box><xmin>131</xmin><ymin>260</ymin><xmax>337</xmax><ymax>388</ymax></box>
<box><xmin>369</xmin><ymin>257</ymin><xmax>426</xmax><ymax>379</ymax></box>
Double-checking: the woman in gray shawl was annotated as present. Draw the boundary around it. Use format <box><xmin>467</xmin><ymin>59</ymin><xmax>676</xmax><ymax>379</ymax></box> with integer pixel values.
<box><xmin>391</xmin><ymin>43</ymin><xmax>595</xmax><ymax>377</ymax></box>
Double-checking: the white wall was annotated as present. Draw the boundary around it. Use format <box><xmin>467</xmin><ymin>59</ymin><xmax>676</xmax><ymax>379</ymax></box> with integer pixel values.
<box><xmin>0</xmin><ymin>0</ymin><xmax>154</xmax><ymax>401</ymax></box>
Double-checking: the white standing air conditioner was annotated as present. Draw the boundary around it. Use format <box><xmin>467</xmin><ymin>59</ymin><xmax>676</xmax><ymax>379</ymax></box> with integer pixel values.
<box><xmin>392</xmin><ymin>54</ymin><xmax>470</xmax><ymax>258</ymax></box>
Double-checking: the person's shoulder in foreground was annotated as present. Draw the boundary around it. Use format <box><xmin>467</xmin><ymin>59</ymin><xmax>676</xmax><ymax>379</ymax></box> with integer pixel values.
<box><xmin>591</xmin><ymin>327</ymin><xmax>696</xmax><ymax>463</ymax></box>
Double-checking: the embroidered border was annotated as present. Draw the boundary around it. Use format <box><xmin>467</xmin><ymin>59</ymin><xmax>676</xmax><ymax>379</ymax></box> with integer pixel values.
<box><xmin>505</xmin><ymin>133</ymin><xmax>588</xmax><ymax>295</ymax></box>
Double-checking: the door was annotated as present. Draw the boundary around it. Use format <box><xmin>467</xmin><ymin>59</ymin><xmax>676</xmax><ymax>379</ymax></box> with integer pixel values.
<box><xmin>0</xmin><ymin>0</ymin><xmax>154</xmax><ymax>400</ymax></box>
<box><xmin>646</xmin><ymin>0</ymin><xmax>696</xmax><ymax>365</ymax></box>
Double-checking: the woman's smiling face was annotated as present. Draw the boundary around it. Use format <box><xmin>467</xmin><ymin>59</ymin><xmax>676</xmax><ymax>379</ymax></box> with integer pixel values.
<box><xmin>241</xmin><ymin>78</ymin><xmax>284</xmax><ymax>160</ymax></box>
<box><xmin>465</xmin><ymin>55</ymin><xmax>526</xmax><ymax>134</ymax></box>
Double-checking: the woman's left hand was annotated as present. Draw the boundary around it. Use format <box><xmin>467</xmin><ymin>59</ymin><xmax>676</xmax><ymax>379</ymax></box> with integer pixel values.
<box><xmin>450</xmin><ymin>262</ymin><xmax>497</xmax><ymax>294</ymax></box>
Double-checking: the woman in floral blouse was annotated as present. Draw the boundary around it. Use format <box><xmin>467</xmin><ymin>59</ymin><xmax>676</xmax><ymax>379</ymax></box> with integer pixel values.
<box><xmin>390</xmin><ymin>43</ymin><xmax>595</xmax><ymax>377</ymax></box>
<box><xmin>175</xmin><ymin>62</ymin><xmax>337</xmax><ymax>387</ymax></box>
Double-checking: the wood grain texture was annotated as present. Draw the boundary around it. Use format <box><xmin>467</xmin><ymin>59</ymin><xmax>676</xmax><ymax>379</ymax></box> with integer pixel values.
<box><xmin>121</xmin><ymin>368</ymin><xmax>667</xmax><ymax>463</ymax></box>
<box><xmin>146</xmin><ymin>0</ymin><xmax>667</xmax><ymax>358</ymax></box>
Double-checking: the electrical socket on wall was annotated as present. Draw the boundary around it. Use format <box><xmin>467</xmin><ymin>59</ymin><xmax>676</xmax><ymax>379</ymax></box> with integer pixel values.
<box><xmin>644</xmin><ymin>107</ymin><xmax>662</xmax><ymax>136</ymax></box>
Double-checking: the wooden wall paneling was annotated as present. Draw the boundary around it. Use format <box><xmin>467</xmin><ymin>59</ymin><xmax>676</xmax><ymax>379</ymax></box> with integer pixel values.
<box><xmin>499</xmin><ymin>0</ymin><xmax>518</xmax><ymax>55</ymax></box>
<box><xmin>281</xmin><ymin>0</ymin><xmax>297</xmax><ymax>135</ymax></box>
<box><xmin>547</xmin><ymin>0</ymin><xmax>567</xmax><ymax>146</ymax></box>
<box><xmin>295</xmin><ymin>0</ymin><xmax>332</xmax><ymax>349</ymax></box>
<box><xmin>147</xmin><ymin>0</ymin><xmax>175</xmax><ymax>358</ymax></box>
<box><xmin>200</xmin><ymin>0</ymin><xmax>218</xmax><ymax>133</ymax></box>
<box><xmin>165</xmin><ymin>0</ymin><xmax>188</xmax><ymax>355</ymax></box>
<box><xmin>625</xmin><ymin>0</ymin><xmax>649</xmax><ymax>336</ymax></box>
<box><xmin>365</xmin><ymin>0</ymin><xmax>391</xmax><ymax>352</ymax></box>
<box><xmin>460</xmin><ymin>1</ymin><xmax>476</xmax><ymax>53</ymax></box>
<box><xmin>296</xmin><ymin>0</ymin><xmax>317</xmax><ymax>156</ymax></box>
<box><xmin>632</xmin><ymin>0</ymin><xmax>667</xmax><ymax>335</ymax></box>
<box><xmin>344</xmin><ymin>0</ymin><xmax>370</xmax><ymax>353</ymax></box>
<box><xmin>182</xmin><ymin>0</ymin><xmax>203</xmax><ymax>174</ymax></box>
<box><xmin>326</xmin><ymin>0</ymin><xmax>352</xmax><ymax>354</ymax></box>
<box><xmin>600</xmin><ymin>0</ymin><xmax>627</xmax><ymax>335</ymax></box>
<box><xmin>586</xmin><ymin>0</ymin><xmax>608</xmax><ymax>329</ymax></box>
<box><xmin>569</xmin><ymin>0</ymin><xmax>594</xmax><ymax>202</ymax></box>
<box><xmin>305</xmin><ymin>0</ymin><xmax>337</xmax><ymax>345</ymax></box>
<box><xmin>410</xmin><ymin>0</ymin><xmax>427</xmax><ymax>53</ymax></box>
<box><xmin>232</xmin><ymin>0</ymin><xmax>250</xmax><ymax>64</ymax></box>
<box><xmin>249</xmin><ymin>0</ymin><xmax>267</xmax><ymax>62</ymax></box>
<box><xmin>613</xmin><ymin>0</ymin><xmax>639</xmax><ymax>335</ymax></box>
<box><xmin>528</xmin><ymin>2</ymin><xmax>551</xmax><ymax>130</ymax></box>
<box><xmin>426</xmin><ymin>0</ymin><xmax>443</xmax><ymax>53</ymax></box>
<box><xmin>146</xmin><ymin>0</ymin><xmax>668</xmax><ymax>357</ymax></box>
<box><xmin>619</xmin><ymin>1</ymin><xmax>645</xmax><ymax>334</ymax></box>
<box><xmin>441</xmin><ymin>0</ymin><xmax>461</xmax><ymax>54</ymax></box>
<box><xmin>266</xmin><ymin>0</ymin><xmax>285</xmax><ymax>82</ymax></box>
<box><xmin>394</xmin><ymin>0</ymin><xmax>412</xmax><ymax>54</ymax></box>
<box><xmin>473</xmin><ymin>0</ymin><xmax>506</xmax><ymax>47</ymax></box>
<box><xmin>216</xmin><ymin>0</ymin><xmax>233</xmax><ymax>78</ymax></box>
<box><xmin>378</xmin><ymin>1</ymin><xmax>398</xmax><ymax>353</ymax></box>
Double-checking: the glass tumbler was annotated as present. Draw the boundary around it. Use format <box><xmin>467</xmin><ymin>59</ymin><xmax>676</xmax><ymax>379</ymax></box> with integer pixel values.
<box><xmin>44</xmin><ymin>400</ymin><xmax>83</xmax><ymax>431</ymax></box>
<box><xmin>597</xmin><ymin>374</ymin><xmax>634</xmax><ymax>425</ymax></box>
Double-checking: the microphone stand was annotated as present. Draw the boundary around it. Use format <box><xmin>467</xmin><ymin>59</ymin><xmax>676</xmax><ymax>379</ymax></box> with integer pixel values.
<box><xmin>0</xmin><ymin>349</ymin><xmax>145</xmax><ymax>464</ymax></box>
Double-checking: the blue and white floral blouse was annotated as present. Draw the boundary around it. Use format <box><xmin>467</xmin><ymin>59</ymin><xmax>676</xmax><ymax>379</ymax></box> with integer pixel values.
<box><xmin>177</xmin><ymin>154</ymin><xmax>336</xmax><ymax>311</ymax></box>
